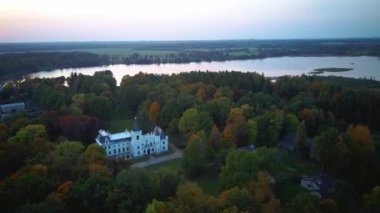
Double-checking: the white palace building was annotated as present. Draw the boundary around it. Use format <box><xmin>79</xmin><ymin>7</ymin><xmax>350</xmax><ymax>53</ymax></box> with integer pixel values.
<box><xmin>95</xmin><ymin>118</ymin><xmax>169</xmax><ymax>159</ymax></box>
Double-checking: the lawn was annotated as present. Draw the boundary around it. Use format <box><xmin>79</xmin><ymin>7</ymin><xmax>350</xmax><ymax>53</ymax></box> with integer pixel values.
<box><xmin>145</xmin><ymin>158</ymin><xmax>183</xmax><ymax>174</ymax></box>
<box><xmin>108</xmin><ymin>118</ymin><xmax>133</xmax><ymax>132</ymax></box>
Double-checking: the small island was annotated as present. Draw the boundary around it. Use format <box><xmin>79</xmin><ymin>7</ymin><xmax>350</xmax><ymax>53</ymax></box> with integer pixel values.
<box><xmin>309</xmin><ymin>67</ymin><xmax>353</xmax><ymax>74</ymax></box>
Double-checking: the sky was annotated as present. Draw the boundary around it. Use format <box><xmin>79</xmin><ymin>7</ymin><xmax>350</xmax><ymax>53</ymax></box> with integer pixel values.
<box><xmin>0</xmin><ymin>0</ymin><xmax>379</xmax><ymax>42</ymax></box>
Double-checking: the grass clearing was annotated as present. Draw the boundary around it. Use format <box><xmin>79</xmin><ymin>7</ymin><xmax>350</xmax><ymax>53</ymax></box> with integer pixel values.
<box><xmin>145</xmin><ymin>158</ymin><xmax>183</xmax><ymax>174</ymax></box>
<box><xmin>108</xmin><ymin>118</ymin><xmax>133</xmax><ymax>132</ymax></box>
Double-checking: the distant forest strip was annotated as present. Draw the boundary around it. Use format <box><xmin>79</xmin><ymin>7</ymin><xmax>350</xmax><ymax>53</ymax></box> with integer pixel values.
<box><xmin>1</xmin><ymin>39</ymin><xmax>380</xmax><ymax>79</ymax></box>
<box><xmin>0</xmin><ymin>52</ymin><xmax>109</xmax><ymax>80</ymax></box>
<box><xmin>1</xmin><ymin>39</ymin><xmax>380</xmax><ymax>52</ymax></box>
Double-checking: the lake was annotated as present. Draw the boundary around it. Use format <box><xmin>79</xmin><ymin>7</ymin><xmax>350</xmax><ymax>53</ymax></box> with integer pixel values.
<box><xmin>28</xmin><ymin>56</ymin><xmax>380</xmax><ymax>85</ymax></box>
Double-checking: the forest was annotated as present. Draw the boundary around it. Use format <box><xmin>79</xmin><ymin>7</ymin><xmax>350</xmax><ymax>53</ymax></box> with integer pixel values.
<box><xmin>0</xmin><ymin>52</ymin><xmax>109</xmax><ymax>80</ymax></box>
<box><xmin>0</xmin><ymin>71</ymin><xmax>380</xmax><ymax>212</ymax></box>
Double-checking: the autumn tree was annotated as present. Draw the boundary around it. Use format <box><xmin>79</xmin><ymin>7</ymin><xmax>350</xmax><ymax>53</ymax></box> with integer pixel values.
<box><xmin>163</xmin><ymin>182</ymin><xmax>216</xmax><ymax>212</ymax></box>
<box><xmin>149</xmin><ymin>101</ymin><xmax>161</xmax><ymax>124</ymax></box>
<box><xmin>246</xmin><ymin>171</ymin><xmax>280</xmax><ymax>212</ymax></box>
<box><xmin>222</xmin><ymin>105</ymin><xmax>250</xmax><ymax>147</ymax></box>
<box><xmin>349</xmin><ymin>124</ymin><xmax>372</xmax><ymax>153</ymax></box>
<box><xmin>218</xmin><ymin>187</ymin><xmax>256</xmax><ymax>212</ymax></box>
<box><xmin>209</xmin><ymin>125</ymin><xmax>222</xmax><ymax>151</ymax></box>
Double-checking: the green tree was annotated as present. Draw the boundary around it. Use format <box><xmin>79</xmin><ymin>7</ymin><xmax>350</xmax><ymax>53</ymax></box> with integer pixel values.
<box><xmin>284</xmin><ymin>192</ymin><xmax>320</xmax><ymax>213</ymax></box>
<box><xmin>0</xmin><ymin>123</ymin><xmax>10</xmax><ymax>142</ymax></box>
<box><xmin>7</xmin><ymin>124</ymin><xmax>52</xmax><ymax>165</ymax></box>
<box><xmin>255</xmin><ymin>109</ymin><xmax>284</xmax><ymax>147</ymax></box>
<box><xmin>106</xmin><ymin>168</ymin><xmax>154</xmax><ymax>213</ymax></box>
<box><xmin>296</xmin><ymin>120</ymin><xmax>308</xmax><ymax>158</ymax></box>
<box><xmin>153</xmin><ymin>168</ymin><xmax>183</xmax><ymax>200</ymax></box>
<box><xmin>247</xmin><ymin>119</ymin><xmax>258</xmax><ymax>145</ymax></box>
<box><xmin>178</xmin><ymin>108</ymin><xmax>199</xmax><ymax>137</ymax></box>
<box><xmin>311</xmin><ymin>127</ymin><xmax>339</xmax><ymax>170</ymax></box>
<box><xmin>220</xmin><ymin>148</ymin><xmax>286</xmax><ymax>188</ymax></box>
<box><xmin>363</xmin><ymin>186</ymin><xmax>380</xmax><ymax>213</ymax></box>
<box><xmin>0</xmin><ymin>164</ymin><xmax>54</xmax><ymax>212</ymax></box>
<box><xmin>66</xmin><ymin>174</ymin><xmax>112</xmax><ymax>213</ymax></box>
<box><xmin>145</xmin><ymin>199</ymin><xmax>168</xmax><ymax>213</ymax></box>
<box><xmin>49</xmin><ymin>141</ymin><xmax>84</xmax><ymax>180</ymax></box>
<box><xmin>182</xmin><ymin>139</ymin><xmax>207</xmax><ymax>177</ymax></box>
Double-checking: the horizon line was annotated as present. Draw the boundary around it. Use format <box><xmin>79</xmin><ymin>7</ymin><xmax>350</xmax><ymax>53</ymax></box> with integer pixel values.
<box><xmin>1</xmin><ymin>37</ymin><xmax>380</xmax><ymax>44</ymax></box>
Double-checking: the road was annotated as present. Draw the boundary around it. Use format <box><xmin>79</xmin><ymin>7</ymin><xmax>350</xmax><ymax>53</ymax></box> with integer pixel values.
<box><xmin>131</xmin><ymin>144</ymin><xmax>183</xmax><ymax>168</ymax></box>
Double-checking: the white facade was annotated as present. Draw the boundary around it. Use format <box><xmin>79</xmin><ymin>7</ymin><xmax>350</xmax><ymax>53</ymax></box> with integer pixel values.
<box><xmin>0</xmin><ymin>102</ymin><xmax>25</xmax><ymax>119</ymax></box>
<box><xmin>95</xmin><ymin>121</ymin><xmax>169</xmax><ymax>159</ymax></box>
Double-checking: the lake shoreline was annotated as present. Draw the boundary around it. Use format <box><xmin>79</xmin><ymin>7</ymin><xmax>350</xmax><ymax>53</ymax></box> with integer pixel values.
<box><xmin>1</xmin><ymin>56</ymin><xmax>378</xmax><ymax>85</ymax></box>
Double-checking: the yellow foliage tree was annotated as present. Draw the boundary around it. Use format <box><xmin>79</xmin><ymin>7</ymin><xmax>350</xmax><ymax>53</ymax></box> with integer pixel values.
<box><xmin>349</xmin><ymin>124</ymin><xmax>372</xmax><ymax>152</ymax></box>
<box><xmin>149</xmin><ymin>101</ymin><xmax>161</xmax><ymax>124</ymax></box>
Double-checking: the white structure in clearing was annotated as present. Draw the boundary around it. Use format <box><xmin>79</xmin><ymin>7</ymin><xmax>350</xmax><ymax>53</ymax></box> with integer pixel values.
<box><xmin>95</xmin><ymin>118</ymin><xmax>169</xmax><ymax>159</ymax></box>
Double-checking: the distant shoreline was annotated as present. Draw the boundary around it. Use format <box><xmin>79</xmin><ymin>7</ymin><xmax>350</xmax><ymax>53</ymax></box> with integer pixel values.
<box><xmin>309</xmin><ymin>67</ymin><xmax>354</xmax><ymax>75</ymax></box>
